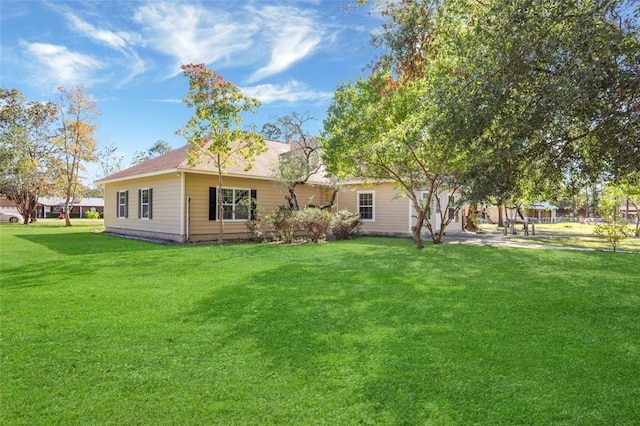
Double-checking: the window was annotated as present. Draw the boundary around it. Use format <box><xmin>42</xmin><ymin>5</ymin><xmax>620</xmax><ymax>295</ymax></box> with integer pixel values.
<box><xmin>139</xmin><ymin>188</ymin><xmax>153</xmax><ymax>220</ymax></box>
<box><xmin>358</xmin><ymin>191</ymin><xmax>374</xmax><ymax>221</ymax></box>
<box><xmin>448</xmin><ymin>196</ymin><xmax>459</xmax><ymax>222</ymax></box>
<box><xmin>117</xmin><ymin>190</ymin><xmax>128</xmax><ymax>218</ymax></box>
<box><xmin>222</xmin><ymin>188</ymin><xmax>249</xmax><ymax>220</ymax></box>
<box><xmin>210</xmin><ymin>187</ymin><xmax>256</xmax><ymax>221</ymax></box>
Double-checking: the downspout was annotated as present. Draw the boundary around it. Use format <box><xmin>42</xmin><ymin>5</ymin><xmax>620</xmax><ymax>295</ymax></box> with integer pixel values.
<box><xmin>179</xmin><ymin>171</ymin><xmax>186</xmax><ymax>242</ymax></box>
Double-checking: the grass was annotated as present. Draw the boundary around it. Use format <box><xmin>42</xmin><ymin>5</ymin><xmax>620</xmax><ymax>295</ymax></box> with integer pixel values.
<box><xmin>1</xmin><ymin>220</ymin><xmax>639</xmax><ymax>425</ymax></box>
<box><xmin>479</xmin><ymin>222</ymin><xmax>640</xmax><ymax>253</ymax></box>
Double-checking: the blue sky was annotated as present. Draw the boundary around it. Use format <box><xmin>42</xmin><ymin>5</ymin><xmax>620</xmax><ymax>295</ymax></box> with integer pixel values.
<box><xmin>0</xmin><ymin>0</ymin><xmax>381</xmax><ymax>183</ymax></box>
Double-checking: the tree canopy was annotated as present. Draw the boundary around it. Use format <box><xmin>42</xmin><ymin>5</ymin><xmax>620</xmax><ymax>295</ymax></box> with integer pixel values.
<box><xmin>324</xmin><ymin>0</ymin><xmax>639</xmax><ymax>247</ymax></box>
<box><xmin>0</xmin><ymin>88</ymin><xmax>58</xmax><ymax>223</ymax></box>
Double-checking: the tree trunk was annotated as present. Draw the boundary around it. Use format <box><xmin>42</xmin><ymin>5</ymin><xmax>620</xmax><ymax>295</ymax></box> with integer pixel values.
<box><xmin>27</xmin><ymin>193</ymin><xmax>38</xmax><ymax>223</ymax></box>
<box><xmin>411</xmin><ymin>202</ymin><xmax>428</xmax><ymax>249</ymax></box>
<box><xmin>412</xmin><ymin>224</ymin><xmax>425</xmax><ymax>249</ymax></box>
<box><xmin>286</xmin><ymin>185</ymin><xmax>300</xmax><ymax>210</ymax></box>
<box><xmin>465</xmin><ymin>203</ymin><xmax>478</xmax><ymax>231</ymax></box>
<box><xmin>64</xmin><ymin>198</ymin><xmax>72</xmax><ymax>227</ymax></box>
<box><xmin>217</xmin><ymin>157</ymin><xmax>224</xmax><ymax>244</ymax></box>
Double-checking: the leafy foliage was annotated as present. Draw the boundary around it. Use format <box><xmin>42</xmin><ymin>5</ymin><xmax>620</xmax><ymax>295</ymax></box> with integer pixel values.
<box><xmin>323</xmin><ymin>72</ymin><xmax>465</xmax><ymax>248</ymax></box>
<box><xmin>297</xmin><ymin>207</ymin><xmax>333</xmax><ymax>243</ymax></box>
<box><xmin>131</xmin><ymin>140</ymin><xmax>172</xmax><ymax>165</ymax></box>
<box><xmin>593</xmin><ymin>184</ymin><xmax>636</xmax><ymax>252</ymax></box>
<box><xmin>264</xmin><ymin>112</ymin><xmax>336</xmax><ymax>210</ymax></box>
<box><xmin>344</xmin><ymin>0</ymin><xmax>639</xmax><ymax>228</ymax></box>
<box><xmin>54</xmin><ymin>86</ymin><xmax>99</xmax><ymax>227</ymax></box>
<box><xmin>330</xmin><ymin>209</ymin><xmax>361</xmax><ymax>240</ymax></box>
<box><xmin>0</xmin><ymin>88</ymin><xmax>58</xmax><ymax>223</ymax></box>
<box><xmin>266</xmin><ymin>205</ymin><xmax>298</xmax><ymax>244</ymax></box>
<box><xmin>177</xmin><ymin>63</ymin><xmax>266</xmax><ymax>243</ymax></box>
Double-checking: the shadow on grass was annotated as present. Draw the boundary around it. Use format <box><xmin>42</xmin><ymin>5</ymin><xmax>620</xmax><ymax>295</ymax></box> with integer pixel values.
<box><xmin>183</xmin><ymin>243</ymin><xmax>496</xmax><ymax>423</ymax></box>
<box><xmin>16</xmin><ymin>232</ymin><xmax>164</xmax><ymax>255</ymax></box>
<box><xmin>3</xmin><ymin>233</ymin><xmax>166</xmax><ymax>289</ymax></box>
<box><xmin>182</xmin><ymin>240</ymin><xmax>639</xmax><ymax>423</ymax></box>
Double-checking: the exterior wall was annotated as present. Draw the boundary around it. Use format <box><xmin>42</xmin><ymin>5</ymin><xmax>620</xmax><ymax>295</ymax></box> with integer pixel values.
<box><xmin>336</xmin><ymin>182</ymin><xmax>463</xmax><ymax>237</ymax></box>
<box><xmin>103</xmin><ymin>173</ymin><xmax>183</xmax><ymax>242</ymax></box>
<box><xmin>185</xmin><ymin>173</ymin><xmax>329</xmax><ymax>242</ymax></box>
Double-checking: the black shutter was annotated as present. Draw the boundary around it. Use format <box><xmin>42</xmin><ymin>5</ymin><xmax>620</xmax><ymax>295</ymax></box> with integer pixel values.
<box><xmin>149</xmin><ymin>188</ymin><xmax>153</xmax><ymax>219</ymax></box>
<box><xmin>116</xmin><ymin>191</ymin><xmax>119</xmax><ymax>218</ymax></box>
<box><xmin>125</xmin><ymin>191</ymin><xmax>129</xmax><ymax>218</ymax></box>
<box><xmin>250</xmin><ymin>189</ymin><xmax>257</xmax><ymax>220</ymax></box>
<box><xmin>138</xmin><ymin>189</ymin><xmax>142</xmax><ymax>218</ymax></box>
<box><xmin>209</xmin><ymin>187</ymin><xmax>217</xmax><ymax>221</ymax></box>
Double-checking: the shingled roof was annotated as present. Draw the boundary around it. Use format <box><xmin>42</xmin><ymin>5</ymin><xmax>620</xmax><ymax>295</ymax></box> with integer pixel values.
<box><xmin>96</xmin><ymin>140</ymin><xmax>327</xmax><ymax>184</ymax></box>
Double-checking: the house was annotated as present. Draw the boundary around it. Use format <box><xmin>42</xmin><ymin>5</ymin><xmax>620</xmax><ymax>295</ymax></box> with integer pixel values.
<box><xmin>0</xmin><ymin>195</ymin><xmax>104</xmax><ymax>218</ymax></box>
<box><xmin>483</xmin><ymin>202</ymin><xmax>558</xmax><ymax>224</ymax></box>
<box><xmin>96</xmin><ymin>141</ymin><xmax>463</xmax><ymax>243</ymax></box>
<box><xmin>522</xmin><ymin>202</ymin><xmax>558</xmax><ymax>223</ymax></box>
<box><xmin>37</xmin><ymin>197</ymin><xmax>105</xmax><ymax>218</ymax></box>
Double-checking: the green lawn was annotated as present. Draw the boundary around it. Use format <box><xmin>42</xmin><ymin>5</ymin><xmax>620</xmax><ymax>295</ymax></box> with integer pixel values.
<box><xmin>1</xmin><ymin>221</ymin><xmax>639</xmax><ymax>425</ymax></box>
<box><xmin>479</xmin><ymin>222</ymin><xmax>640</xmax><ymax>253</ymax></box>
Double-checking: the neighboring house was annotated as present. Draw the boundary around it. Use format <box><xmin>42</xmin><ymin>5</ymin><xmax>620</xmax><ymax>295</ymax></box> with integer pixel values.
<box><xmin>0</xmin><ymin>196</ymin><xmax>19</xmax><ymax>214</ymax></box>
<box><xmin>1</xmin><ymin>195</ymin><xmax>104</xmax><ymax>218</ymax></box>
<box><xmin>37</xmin><ymin>197</ymin><xmax>105</xmax><ymax>218</ymax></box>
<box><xmin>96</xmin><ymin>141</ymin><xmax>463</xmax><ymax>243</ymax></box>
<box><xmin>484</xmin><ymin>202</ymin><xmax>558</xmax><ymax>224</ymax></box>
<box><xmin>523</xmin><ymin>202</ymin><xmax>558</xmax><ymax>223</ymax></box>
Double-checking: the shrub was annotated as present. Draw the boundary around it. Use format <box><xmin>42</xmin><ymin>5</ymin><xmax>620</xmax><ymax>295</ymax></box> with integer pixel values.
<box><xmin>266</xmin><ymin>205</ymin><xmax>298</xmax><ymax>244</ymax></box>
<box><xmin>331</xmin><ymin>210</ymin><xmax>361</xmax><ymax>240</ymax></box>
<box><xmin>85</xmin><ymin>211</ymin><xmax>101</xmax><ymax>219</ymax></box>
<box><xmin>594</xmin><ymin>220</ymin><xmax>633</xmax><ymax>252</ymax></box>
<box><xmin>298</xmin><ymin>208</ymin><xmax>333</xmax><ymax>243</ymax></box>
<box><xmin>240</xmin><ymin>198</ymin><xmax>263</xmax><ymax>242</ymax></box>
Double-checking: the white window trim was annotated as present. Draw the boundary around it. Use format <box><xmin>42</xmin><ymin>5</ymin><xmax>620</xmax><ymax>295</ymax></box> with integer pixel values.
<box><xmin>357</xmin><ymin>191</ymin><xmax>375</xmax><ymax>222</ymax></box>
<box><xmin>140</xmin><ymin>188</ymin><xmax>150</xmax><ymax>220</ymax></box>
<box><xmin>221</xmin><ymin>187</ymin><xmax>250</xmax><ymax>221</ymax></box>
<box><xmin>117</xmin><ymin>190</ymin><xmax>127</xmax><ymax>219</ymax></box>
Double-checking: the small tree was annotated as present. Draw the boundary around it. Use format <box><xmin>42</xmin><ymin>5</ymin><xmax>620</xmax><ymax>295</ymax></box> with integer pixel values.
<box><xmin>54</xmin><ymin>86</ymin><xmax>99</xmax><ymax>227</ymax></box>
<box><xmin>264</xmin><ymin>112</ymin><xmax>339</xmax><ymax>211</ymax></box>
<box><xmin>594</xmin><ymin>193</ymin><xmax>633</xmax><ymax>252</ymax></box>
<box><xmin>177</xmin><ymin>64</ymin><xmax>266</xmax><ymax>243</ymax></box>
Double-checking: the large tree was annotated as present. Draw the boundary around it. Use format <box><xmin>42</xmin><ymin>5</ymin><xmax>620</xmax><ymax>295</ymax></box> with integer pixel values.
<box><xmin>177</xmin><ymin>63</ymin><xmax>266</xmax><ymax>243</ymax></box>
<box><xmin>0</xmin><ymin>88</ymin><xmax>58</xmax><ymax>223</ymax></box>
<box><xmin>366</xmin><ymin>0</ymin><xmax>639</xmax><ymax>203</ymax></box>
<box><xmin>131</xmin><ymin>140</ymin><xmax>173</xmax><ymax>165</ymax></box>
<box><xmin>96</xmin><ymin>143</ymin><xmax>125</xmax><ymax>179</ymax></box>
<box><xmin>323</xmin><ymin>73</ymin><xmax>466</xmax><ymax>248</ymax></box>
<box><xmin>54</xmin><ymin>86</ymin><xmax>99</xmax><ymax>227</ymax></box>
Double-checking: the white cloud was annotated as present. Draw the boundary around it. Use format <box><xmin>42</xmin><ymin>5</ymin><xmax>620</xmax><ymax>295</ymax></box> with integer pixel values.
<box><xmin>67</xmin><ymin>14</ymin><xmax>140</xmax><ymax>50</ymax></box>
<box><xmin>241</xmin><ymin>81</ymin><xmax>333</xmax><ymax>104</ymax></box>
<box><xmin>133</xmin><ymin>2</ymin><xmax>258</xmax><ymax>78</ymax></box>
<box><xmin>65</xmin><ymin>13</ymin><xmax>146</xmax><ymax>86</ymax></box>
<box><xmin>20</xmin><ymin>41</ymin><xmax>104</xmax><ymax>88</ymax></box>
<box><xmin>133</xmin><ymin>2</ymin><xmax>329</xmax><ymax>82</ymax></box>
<box><xmin>248</xmin><ymin>6</ymin><xmax>324</xmax><ymax>82</ymax></box>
